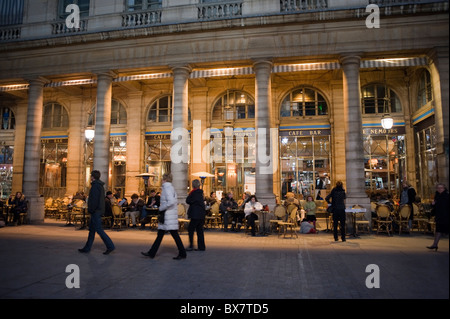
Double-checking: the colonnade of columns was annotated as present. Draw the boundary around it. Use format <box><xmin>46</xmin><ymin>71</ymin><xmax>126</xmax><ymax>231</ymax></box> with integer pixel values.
<box><xmin>19</xmin><ymin>51</ymin><xmax>448</xmax><ymax>224</ymax></box>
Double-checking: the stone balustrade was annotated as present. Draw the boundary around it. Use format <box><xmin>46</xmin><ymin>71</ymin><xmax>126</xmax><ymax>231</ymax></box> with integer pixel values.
<box><xmin>122</xmin><ymin>9</ymin><xmax>162</xmax><ymax>27</ymax></box>
<box><xmin>198</xmin><ymin>1</ymin><xmax>243</xmax><ymax>20</ymax></box>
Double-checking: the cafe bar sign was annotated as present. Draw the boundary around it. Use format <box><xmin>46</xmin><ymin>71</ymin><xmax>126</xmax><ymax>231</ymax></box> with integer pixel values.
<box><xmin>279</xmin><ymin>129</ymin><xmax>331</xmax><ymax>137</ymax></box>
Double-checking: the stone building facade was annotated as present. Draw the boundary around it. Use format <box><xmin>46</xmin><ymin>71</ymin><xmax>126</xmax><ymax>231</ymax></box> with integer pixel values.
<box><xmin>0</xmin><ymin>0</ymin><xmax>448</xmax><ymax>223</ymax></box>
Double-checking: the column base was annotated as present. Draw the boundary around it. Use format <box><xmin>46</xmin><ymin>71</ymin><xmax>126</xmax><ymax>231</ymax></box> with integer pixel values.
<box><xmin>26</xmin><ymin>196</ymin><xmax>45</xmax><ymax>224</ymax></box>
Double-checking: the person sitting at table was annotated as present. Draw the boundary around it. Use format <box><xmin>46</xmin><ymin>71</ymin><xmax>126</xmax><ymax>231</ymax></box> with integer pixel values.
<box><xmin>8</xmin><ymin>191</ymin><xmax>28</xmax><ymax>226</ymax></box>
<box><xmin>244</xmin><ymin>195</ymin><xmax>263</xmax><ymax>236</ymax></box>
<box><xmin>126</xmin><ymin>193</ymin><xmax>144</xmax><ymax>228</ymax></box>
<box><xmin>140</xmin><ymin>189</ymin><xmax>160</xmax><ymax>229</ymax></box>
<box><xmin>304</xmin><ymin>195</ymin><xmax>317</xmax><ymax>229</ymax></box>
<box><xmin>219</xmin><ymin>192</ymin><xmax>238</xmax><ymax>231</ymax></box>
<box><xmin>205</xmin><ymin>192</ymin><xmax>217</xmax><ymax>214</ymax></box>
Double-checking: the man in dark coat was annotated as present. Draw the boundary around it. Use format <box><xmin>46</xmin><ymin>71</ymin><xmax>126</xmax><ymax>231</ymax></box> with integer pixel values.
<box><xmin>186</xmin><ymin>179</ymin><xmax>206</xmax><ymax>251</ymax></box>
<box><xmin>79</xmin><ymin>170</ymin><xmax>115</xmax><ymax>255</ymax></box>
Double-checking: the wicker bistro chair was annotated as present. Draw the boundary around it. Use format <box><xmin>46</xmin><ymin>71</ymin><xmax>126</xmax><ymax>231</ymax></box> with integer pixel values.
<box><xmin>396</xmin><ymin>205</ymin><xmax>411</xmax><ymax>235</ymax></box>
<box><xmin>278</xmin><ymin>207</ymin><xmax>298</xmax><ymax>238</ymax></box>
<box><xmin>375</xmin><ymin>204</ymin><xmax>393</xmax><ymax>236</ymax></box>
<box><xmin>112</xmin><ymin>205</ymin><xmax>127</xmax><ymax>230</ymax></box>
<box><xmin>355</xmin><ymin>212</ymin><xmax>371</xmax><ymax>234</ymax></box>
<box><xmin>269</xmin><ymin>205</ymin><xmax>286</xmax><ymax>233</ymax></box>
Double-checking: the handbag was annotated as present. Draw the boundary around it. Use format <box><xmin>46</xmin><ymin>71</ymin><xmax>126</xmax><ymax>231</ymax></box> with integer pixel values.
<box><xmin>326</xmin><ymin>205</ymin><xmax>333</xmax><ymax>214</ymax></box>
<box><xmin>158</xmin><ymin>210</ymin><xmax>166</xmax><ymax>224</ymax></box>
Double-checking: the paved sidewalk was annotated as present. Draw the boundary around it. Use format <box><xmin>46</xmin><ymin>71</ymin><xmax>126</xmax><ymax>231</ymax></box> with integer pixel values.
<box><xmin>0</xmin><ymin>220</ymin><xmax>448</xmax><ymax>301</ymax></box>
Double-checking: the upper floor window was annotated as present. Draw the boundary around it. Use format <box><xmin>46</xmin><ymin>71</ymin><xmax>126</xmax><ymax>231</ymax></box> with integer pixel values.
<box><xmin>417</xmin><ymin>69</ymin><xmax>433</xmax><ymax>109</ymax></box>
<box><xmin>58</xmin><ymin>0</ymin><xmax>90</xmax><ymax>19</ymax></box>
<box><xmin>361</xmin><ymin>84</ymin><xmax>402</xmax><ymax>115</ymax></box>
<box><xmin>212</xmin><ymin>90</ymin><xmax>255</xmax><ymax>122</ymax></box>
<box><xmin>148</xmin><ymin>95</ymin><xmax>172</xmax><ymax>123</ymax></box>
<box><xmin>1</xmin><ymin>107</ymin><xmax>15</xmax><ymax>130</ymax></box>
<box><xmin>126</xmin><ymin>0</ymin><xmax>162</xmax><ymax>11</ymax></box>
<box><xmin>88</xmin><ymin>100</ymin><xmax>127</xmax><ymax>126</ymax></box>
<box><xmin>43</xmin><ymin>102</ymin><xmax>69</xmax><ymax>129</ymax></box>
<box><xmin>280</xmin><ymin>87</ymin><xmax>328</xmax><ymax>118</ymax></box>
<box><xmin>0</xmin><ymin>0</ymin><xmax>24</xmax><ymax>26</ymax></box>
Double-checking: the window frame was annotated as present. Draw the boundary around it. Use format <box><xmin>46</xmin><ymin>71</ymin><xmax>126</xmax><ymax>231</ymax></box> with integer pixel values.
<box><xmin>280</xmin><ymin>87</ymin><xmax>329</xmax><ymax>118</ymax></box>
<box><xmin>42</xmin><ymin>102</ymin><xmax>69</xmax><ymax>130</ymax></box>
<box><xmin>361</xmin><ymin>84</ymin><xmax>402</xmax><ymax>115</ymax></box>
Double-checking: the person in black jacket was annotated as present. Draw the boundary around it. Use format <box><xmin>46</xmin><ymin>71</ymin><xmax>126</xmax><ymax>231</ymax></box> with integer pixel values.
<box><xmin>326</xmin><ymin>181</ymin><xmax>347</xmax><ymax>242</ymax></box>
<box><xmin>79</xmin><ymin>170</ymin><xmax>115</xmax><ymax>255</ymax></box>
<box><xmin>186</xmin><ymin>179</ymin><xmax>206</xmax><ymax>251</ymax></box>
<box><xmin>427</xmin><ymin>183</ymin><xmax>449</xmax><ymax>251</ymax></box>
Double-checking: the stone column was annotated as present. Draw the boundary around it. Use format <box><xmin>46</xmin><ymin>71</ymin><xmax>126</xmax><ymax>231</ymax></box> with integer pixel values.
<box><xmin>125</xmin><ymin>91</ymin><xmax>143</xmax><ymax>197</ymax></box>
<box><xmin>253</xmin><ymin>60</ymin><xmax>276</xmax><ymax>216</ymax></box>
<box><xmin>93</xmin><ymin>72</ymin><xmax>114</xmax><ymax>189</ymax></box>
<box><xmin>171</xmin><ymin>65</ymin><xmax>191</xmax><ymax>203</ymax></box>
<box><xmin>340</xmin><ymin>54</ymin><xmax>370</xmax><ymax>226</ymax></box>
<box><xmin>428</xmin><ymin>46</ymin><xmax>449</xmax><ymax>186</ymax></box>
<box><xmin>23</xmin><ymin>77</ymin><xmax>47</xmax><ymax>223</ymax></box>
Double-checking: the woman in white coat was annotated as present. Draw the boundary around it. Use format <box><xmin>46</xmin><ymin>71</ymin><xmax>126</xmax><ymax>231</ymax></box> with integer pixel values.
<box><xmin>141</xmin><ymin>173</ymin><xmax>186</xmax><ymax>260</ymax></box>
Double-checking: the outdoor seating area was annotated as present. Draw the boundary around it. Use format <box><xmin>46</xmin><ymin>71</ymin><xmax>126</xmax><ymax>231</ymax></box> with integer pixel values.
<box><xmin>1</xmin><ymin>192</ymin><xmax>437</xmax><ymax>243</ymax></box>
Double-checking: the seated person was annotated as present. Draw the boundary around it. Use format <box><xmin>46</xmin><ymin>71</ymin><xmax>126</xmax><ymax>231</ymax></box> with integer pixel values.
<box><xmin>219</xmin><ymin>192</ymin><xmax>238</xmax><ymax>231</ymax></box>
<box><xmin>244</xmin><ymin>195</ymin><xmax>263</xmax><ymax>236</ymax></box>
<box><xmin>300</xmin><ymin>219</ymin><xmax>317</xmax><ymax>234</ymax></box>
<box><xmin>126</xmin><ymin>193</ymin><xmax>144</xmax><ymax>228</ymax></box>
<box><xmin>140</xmin><ymin>189</ymin><xmax>160</xmax><ymax>228</ymax></box>
<box><xmin>8</xmin><ymin>192</ymin><xmax>28</xmax><ymax>226</ymax></box>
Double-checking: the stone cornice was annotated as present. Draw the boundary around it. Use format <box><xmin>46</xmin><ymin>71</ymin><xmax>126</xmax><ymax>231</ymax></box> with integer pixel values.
<box><xmin>0</xmin><ymin>2</ymin><xmax>448</xmax><ymax>53</ymax></box>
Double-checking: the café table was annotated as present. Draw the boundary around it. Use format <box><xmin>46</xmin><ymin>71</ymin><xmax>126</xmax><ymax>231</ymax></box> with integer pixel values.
<box><xmin>345</xmin><ymin>206</ymin><xmax>367</xmax><ymax>238</ymax></box>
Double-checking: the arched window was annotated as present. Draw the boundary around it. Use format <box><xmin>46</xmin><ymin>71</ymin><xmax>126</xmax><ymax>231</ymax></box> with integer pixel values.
<box><xmin>88</xmin><ymin>100</ymin><xmax>127</xmax><ymax>126</ymax></box>
<box><xmin>147</xmin><ymin>95</ymin><xmax>192</xmax><ymax>123</ymax></box>
<box><xmin>280</xmin><ymin>87</ymin><xmax>328</xmax><ymax>118</ymax></box>
<box><xmin>361</xmin><ymin>84</ymin><xmax>402</xmax><ymax>115</ymax></box>
<box><xmin>148</xmin><ymin>95</ymin><xmax>172</xmax><ymax>123</ymax></box>
<box><xmin>43</xmin><ymin>102</ymin><xmax>69</xmax><ymax>129</ymax></box>
<box><xmin>1</xmin><ymin>107</ymin><xmax>15</xmax><ymax>130</ymax></box>
<box><xmin>211</xmin><ymin>90</ymin><xmax>255</xmax><ymax>121</ymax></box>
<box><xmin>417</xmin><ymin>69</ymin><xmax>433</xmax><ymax>109</ymax></box>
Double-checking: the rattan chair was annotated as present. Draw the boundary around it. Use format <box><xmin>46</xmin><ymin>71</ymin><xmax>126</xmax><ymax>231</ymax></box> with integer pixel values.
<box><xmin>397</xmin><ymin>205</ymin><xmax>411</xmax><ymax>234</ymax></box>
<box><xmin>112</xmin><ymin>205</ymin><xmax>127</xmax><ymax>230</ymax></box>
<box><xmin>376</xmin><ymin>204</ymin><xmax>392</xmax><ymax>236</ymax></box>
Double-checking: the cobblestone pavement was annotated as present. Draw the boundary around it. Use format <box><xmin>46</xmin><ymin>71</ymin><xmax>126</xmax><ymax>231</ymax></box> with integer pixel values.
<box><xmin>0</xmin><ymin>220</ymin><xmax>448</xmax><ymax>302</ymax></box>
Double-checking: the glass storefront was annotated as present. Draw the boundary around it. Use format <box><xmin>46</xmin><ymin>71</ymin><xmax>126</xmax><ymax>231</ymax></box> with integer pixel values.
<box><xmin>279</xmin><ymin>130</ymin><xmax>331</xmax><ymax>200</ymax></box>
<box><xmin>0</xmin><ymin>144</ymin><xmax>13</xmax><ymax>199</ymax></box>
<box><xmin>363</xmin><ymin>127</ymin><xmax>406</xmax><ymax>197</ymax></box>
<box><xmin>415</xmin><ymin>122</ymin><xmax>437</xmax><ymax>200</ymax></box>
<box><xmin>145</xmin><ymin>134</ymin><xmax>172</xmax><ymax>189</ymax></box>
<box><xmin>40</xmin><ymin>138</ymin><xmax>68</xmax><ymax>198</ymax></box>
<box><xmin>209</xmin><ymin>128</ymin><xmax>256</xmax><ymax>199</ymax></box>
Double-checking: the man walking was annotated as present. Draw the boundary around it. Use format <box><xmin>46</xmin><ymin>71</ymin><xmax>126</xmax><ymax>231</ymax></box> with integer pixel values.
<box><xmin>79</xmin><ymin>170</ymin><xmax>115</xmax><ymax>255</ymax></box>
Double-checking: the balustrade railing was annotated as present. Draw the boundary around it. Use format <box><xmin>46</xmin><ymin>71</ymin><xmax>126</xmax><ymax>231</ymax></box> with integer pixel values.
<box><xmin>51</xmin><ymin>19</ymin><xmax>88</xmax><ymax>35</ymax></box>
<box><xmin>0</xmin><ymin>26</ymin><xmax>21</xmax><ymax>41</ymax></box>
<box><xmin>198</xmin><ymin>1</ymin><xmax>243</xmax><ymax>20</ymax></box>
<box><xmin>280</xmin><ymin>0</ymin><xmax>328</xmax><ymax>12</ymax></box>
<box><xmin>122</xmin><ymin>9</ymin><xmax>162</xmax><ymax>27</ymax></box>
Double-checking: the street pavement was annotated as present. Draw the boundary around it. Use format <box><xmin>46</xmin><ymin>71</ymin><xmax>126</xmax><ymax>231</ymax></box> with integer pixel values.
<box><xmin>0</xmin><ymin>220</ymin><xmax>448</xmax><ymax>306</ymax></box>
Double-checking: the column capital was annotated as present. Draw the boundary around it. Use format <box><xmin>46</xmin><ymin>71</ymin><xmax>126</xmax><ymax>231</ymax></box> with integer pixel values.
<box><xmin>170</xmin><ymin>64</ymin><xmax>192</xmax><ymax>74</ymax></box>
<box><xmin>26</xmin><ymin>76</ymin><xmax>49</xmax><ymax>87</ymax></box>
<box><xmin>94</xmin><ymin>70</ymin><xmax>117</xmax><ymax>80</ymax></box>
<box><xmin>252</xmin><ymin>59</ymin><xmax>273</xmax><ymax>70</ymax></box>
<box><xmin>339</xmin><ymin>54</ymin><xmax>362</xmax><ymax>66</ymax></box>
